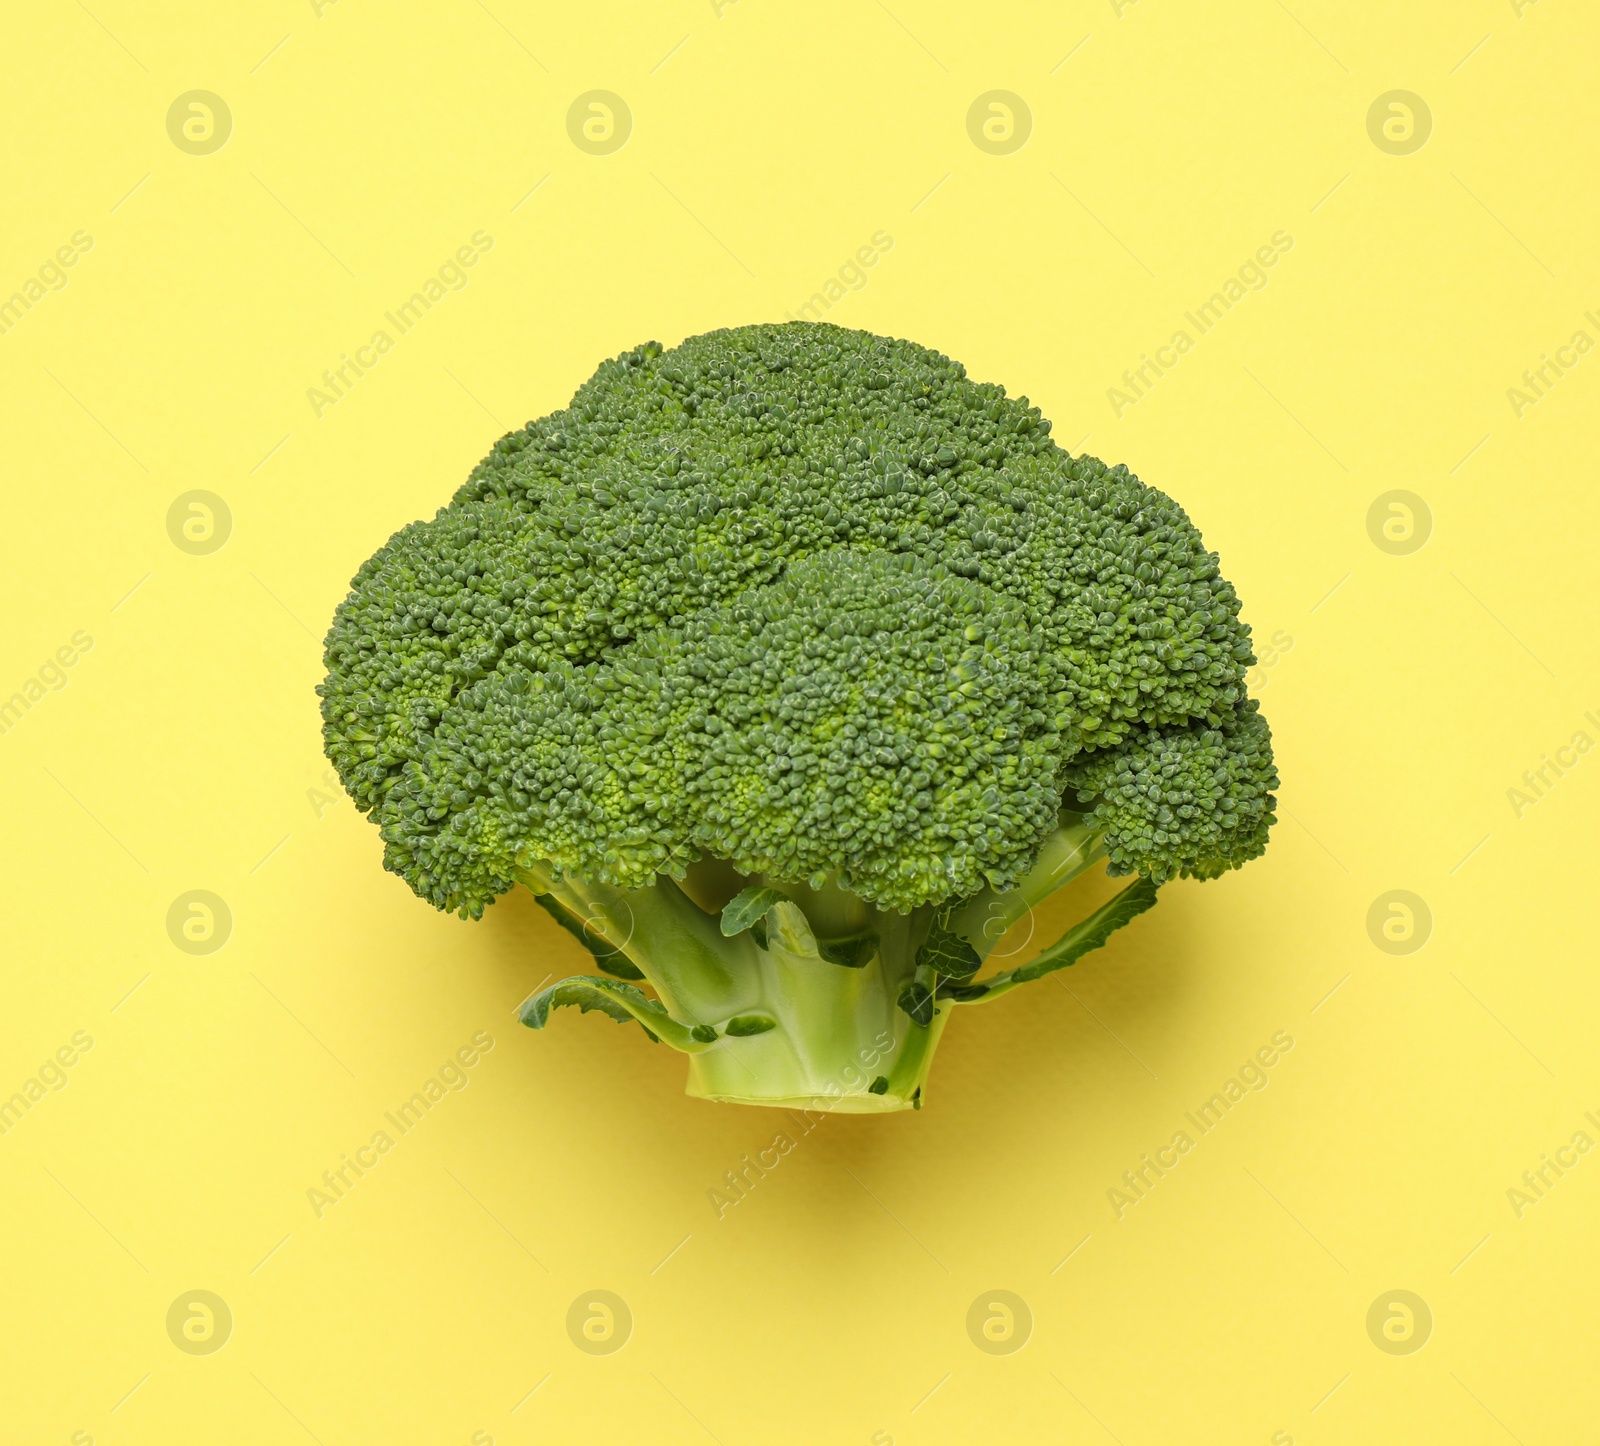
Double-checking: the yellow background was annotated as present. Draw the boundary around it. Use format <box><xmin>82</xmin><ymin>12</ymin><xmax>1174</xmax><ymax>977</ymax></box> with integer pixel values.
<box><xmin>2</xmin><ymin>1</ymin><xmax>1596</xmax><ymax>1441</ymax></box>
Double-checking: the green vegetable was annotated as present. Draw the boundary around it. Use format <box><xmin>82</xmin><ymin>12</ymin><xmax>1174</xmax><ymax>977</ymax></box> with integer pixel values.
<box><xmin>720</xmin><ymin>886</ymin><xmax>787</xmax><ymax>938</ymax></box>
<box><xmin>320</xmin><ymin>322</ymin><xmax>1277</xmax><ymax>1113</ymax></box>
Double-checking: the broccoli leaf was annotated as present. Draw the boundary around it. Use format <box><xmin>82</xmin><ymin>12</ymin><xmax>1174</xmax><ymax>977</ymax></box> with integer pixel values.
<box><xmin>721</xmin><ymin>886</ymin><xmax>788</xmax><ymax>938</ymax></box>
<box><xmin>532</xmin><ymin>893</ymin><xmax>645</xmax><ymax>981</ymax></box>
<box><xmin>517</xmin><ymin>975</ymin><xmax>708</xmax><ymax>1051</ymax></box>
<box><xmin>916</xmin><ymin>916</ymin><xmax>981</xmax><ymax>980</ymax></box>
<box><xmin>724</xmin><ymin>1013</ymin><xmax>777</xmax><ymax>1037</ymax></box>
<box><xmin>817</xmin><ymin>933</ymin><xmax>877</xmax><ymax>968</ymax></box>
<box><xmin>943</xmin><ymin>876</ymin><xmax>1160</xmax><ymax>1004</ymax></box>
<box><xmin>897</xmin><ymin>979</ymin><xmax>935</xmax><ymax>1027</ymax></box>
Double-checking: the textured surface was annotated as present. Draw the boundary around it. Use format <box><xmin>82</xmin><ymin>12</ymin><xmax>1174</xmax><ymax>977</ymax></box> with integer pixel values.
<box><xmin>319</xmin><ymin>323</ymin><xmax>1273</xmax><ymax>913</ymax></box>
<box><xmin>3</xmin><ymin>2</ymin><xmax>1598</xmax><ymax>1444</ymax></box>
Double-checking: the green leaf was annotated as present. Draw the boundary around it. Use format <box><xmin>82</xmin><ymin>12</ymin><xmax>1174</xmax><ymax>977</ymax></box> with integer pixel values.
<box><xmin>532</xmin><ymin>894</ymin><xmax>645</xmax><ymax>981</ymax></box>
<box><xmin>723</xmin><ymin>1012</ymin><xmax>777</xmax><ymax>1037</ymax></box>
<box><xmin>897</xmin><ymin>979</ymin><xmax>935</xmax><ymax>1027</ymax></box>
<box><xmin>721</xmin><ymin>885</ymin><xmax>788</xmax><ymax>938</ymax></box>
<box><xmin>518</xmin><ymin>974</ymin><xmax>659</xmax><ymax>1034</ymax></box>
<box><xmin>916</xmin><ymin>916</ymin><xmax>981</xmax><ymax>980</ymax></box>
<box><xmin>949</xmin><ymin>876</ymin><xmax>1161</xmax><ymax>1005</ymax></box>
<box><xmin>517</xmin><ymin>974</ymin><xmax>707</xmax><ymax>1051</ymax></box>
<box><xmin>690</xmin><ymin>1023</ymin><xmax>719</xmax><ymax>1043</ymax></box>
<box><xmin>867</xmin><ymin>1075</ymin><xmax>889</xmax><ymax>1095</ymax></box>
<box><xmin>936</xmin><ymin>979</ymin><xmax>991</xmax><ymax>1002</ymax></box>
<box><xmin>817</xmin><ymin>932</ymin><xmax>877</xmax><ymax>968</ymax></box>
<box><xmin>750</xmin><ymin>915</ymin><xmax>769</xmax><ymax>951</ymax></box>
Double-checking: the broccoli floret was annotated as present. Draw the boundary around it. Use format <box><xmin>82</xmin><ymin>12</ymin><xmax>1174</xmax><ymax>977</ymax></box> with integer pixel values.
<box><xmin>319</xmin><ymin>322</ymin><xmax>1276</xmax><ymax>1112</ymax></box>
<box><xmin>1066</xmin><ymin>698</ymin><xmax>1276</xmax><ymax>883</ymax></box>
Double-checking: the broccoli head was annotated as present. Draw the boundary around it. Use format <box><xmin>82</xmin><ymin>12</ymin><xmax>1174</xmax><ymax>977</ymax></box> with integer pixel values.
<box><xmin>320</xmin><ymin>322</ymin><xmax>1276</xmax><ymax>1112</ymax></box>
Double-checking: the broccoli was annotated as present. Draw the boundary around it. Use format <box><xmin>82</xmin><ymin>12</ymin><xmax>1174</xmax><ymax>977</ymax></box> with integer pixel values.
<box><xmin>319</xmin><ymin>322</ymin><xmax>1276</xmax><ymax>1112</ymax></box>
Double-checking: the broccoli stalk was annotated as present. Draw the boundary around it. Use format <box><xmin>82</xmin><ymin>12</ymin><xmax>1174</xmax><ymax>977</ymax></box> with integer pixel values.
<box><xmin>513</xmin><ymin>811</ymin><xmax>1155</xmax><ymax>1112</ymax></box>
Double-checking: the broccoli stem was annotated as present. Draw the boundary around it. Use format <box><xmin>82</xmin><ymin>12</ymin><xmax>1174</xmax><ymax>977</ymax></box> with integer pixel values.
<box><xmin>517</xmin><ymin>816</ymin><xmax>1139</xmax><ymax>1112</ymax></box>
<box><xmin>681</xmin><ymin>901</ymin><xmax>938</xmax><ymax>1112</ymax></box>
<box><xmin>945</xmin><ymin>816</ymin><xmax>1107</xmax><ymax>959</ymax></box>
<box><xmin>517</xmin><ymin>867</ymin><xmax>762</xmax><ymax>1024</ymax></box>
<box><xmin>760</xmin><ymin>903</ymin><xmax>902</xmax><ymax>1077</ymax></box>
